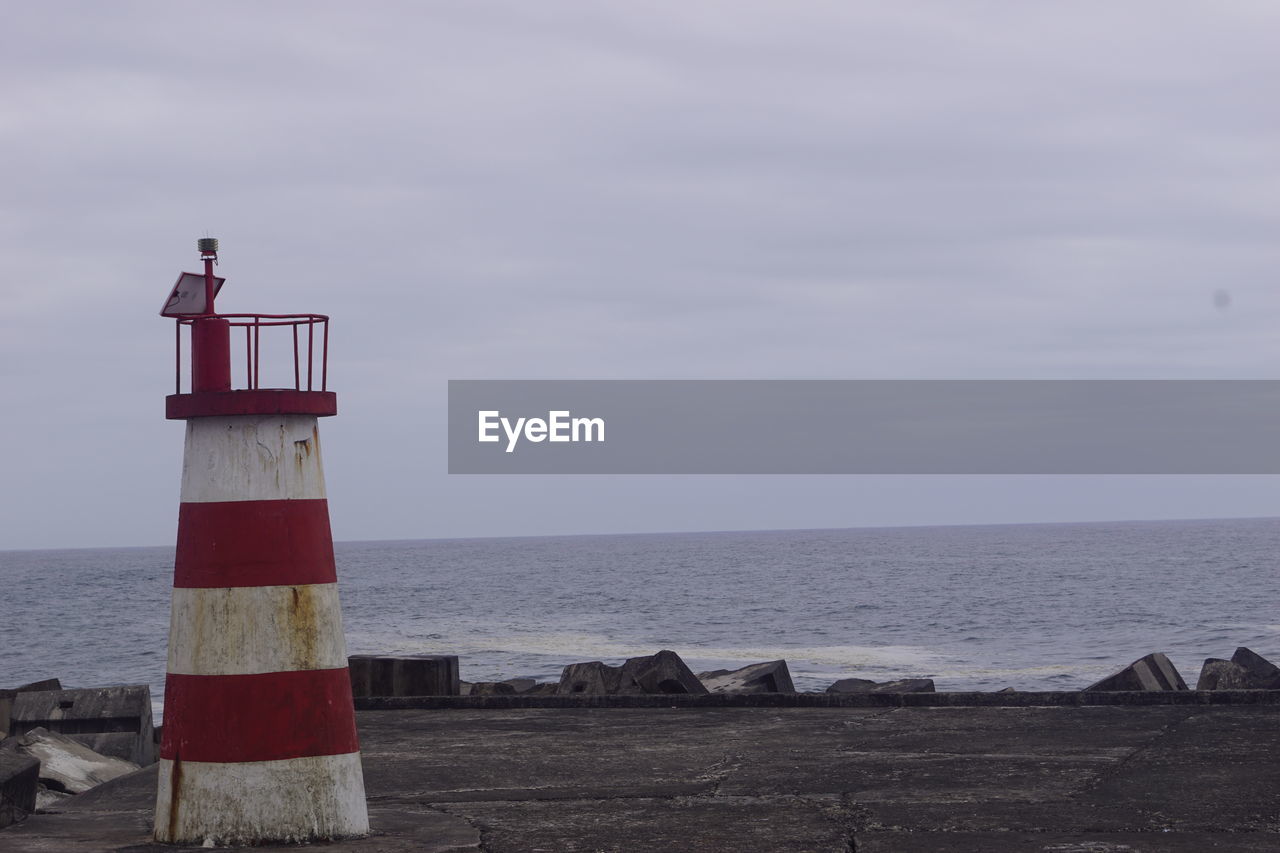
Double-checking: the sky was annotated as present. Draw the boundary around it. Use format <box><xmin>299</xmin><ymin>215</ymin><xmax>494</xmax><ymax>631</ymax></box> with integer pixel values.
<box><xmin>3</xmin><ymin>1</ymin><xmax>1280</xmax><ymax>550</ymax></box>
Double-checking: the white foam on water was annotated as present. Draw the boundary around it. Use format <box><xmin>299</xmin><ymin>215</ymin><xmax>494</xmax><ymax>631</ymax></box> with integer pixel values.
<box><xmin>680</xmin><ymin>644</ymin><xmax>940</xmax><ymax>669</ymax></box>
<box><xmin>927</xmin><ymin>663</ymin><xmax>1088</xmax><ymax>679</ymax></box>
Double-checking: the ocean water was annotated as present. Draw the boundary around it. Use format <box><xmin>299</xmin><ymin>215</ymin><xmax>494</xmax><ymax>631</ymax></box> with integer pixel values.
<box><xmin>3</xmin><ymin>518</ymin><xmax>1279</xmax><ymax>719</ymax></box>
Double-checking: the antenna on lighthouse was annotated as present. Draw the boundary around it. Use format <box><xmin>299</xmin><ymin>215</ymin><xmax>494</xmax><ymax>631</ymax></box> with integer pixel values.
<box><xmin>199</xmin><ymin>237</ymin><xmax>219</xmax><ymax>316</ymax></box>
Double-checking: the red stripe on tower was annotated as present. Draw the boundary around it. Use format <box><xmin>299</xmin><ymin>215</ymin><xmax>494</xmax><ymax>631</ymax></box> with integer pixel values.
<box><xmin>174</xmin><ymin>499</ymin><xmax>337</xmax><ymax>588</ymax></box>
<box><xmin>154</xmin><ymin>239</ymin><xmax>368</xmax><ymax>846</ymax></box>
<box><xmin>161</xmin><ymin>669</ymin><xmax>360</xmax><ymax>763</ymax></box>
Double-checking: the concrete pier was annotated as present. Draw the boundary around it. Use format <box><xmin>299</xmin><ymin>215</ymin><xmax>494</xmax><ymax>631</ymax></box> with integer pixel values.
<box><xmin>3</xmin><ymin>697</ymin><xmax>1279</xmax><ymax>851</ymax></box>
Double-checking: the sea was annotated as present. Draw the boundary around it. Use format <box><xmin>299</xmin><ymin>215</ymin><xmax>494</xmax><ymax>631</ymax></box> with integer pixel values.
<box><xmin>3</xmin><ymin>517</ymin><xmax>1279</xmax><ymax>719</ymax></box>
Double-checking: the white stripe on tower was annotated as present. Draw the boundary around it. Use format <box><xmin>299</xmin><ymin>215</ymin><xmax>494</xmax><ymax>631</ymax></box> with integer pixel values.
<box><xmin>166</xmin><ymin>584</ymin><xmax>350</xmax><ymax>675</ymax></box>
<box><xmin>179</xmin><ymin>414</ymin><xmax>327</xmax><ymax>503</ymax></box>
<box><xmin>155</xmin><ymin>414</ymin><xmax>368</xmax><ymax>846</ymax></box>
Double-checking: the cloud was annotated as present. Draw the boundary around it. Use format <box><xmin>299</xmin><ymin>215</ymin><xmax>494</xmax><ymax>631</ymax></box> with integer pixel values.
<box><xmin>3</xmin><ymin>2</ymin><xmax>1280</xmax><ymax>546</ymax></box>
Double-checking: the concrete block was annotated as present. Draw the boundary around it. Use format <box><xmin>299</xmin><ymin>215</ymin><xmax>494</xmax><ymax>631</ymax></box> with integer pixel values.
<box><xmin>15</xmin><ymin>727</ymin><xmax>138</xmax><ymax>795</ymax></box>
<box><xmin>619</xmin><ymin>650</ymin><xmax>709</xmax><ymax>695</ymax></box>
<box><xmin>872</xmin><ymin>678</ymin><xmax>935</xmax><ymax>693</ymax></box>
<box><xmin>0</xmin><ymin>740</ymin><xmax>39</xmax><ymax>829</ymax></box>
<box><xmin>2</xmin><ymin>680</ymin><xmax>64</xmax><ymax>738</ymax></box>
<box><xmin>0</xmin><ymin>691</ymin><xmax>11</xmax><ymax>744</ymax></box>
<box><xmin>35</xmin><ymin>782</ymin><xmax>72</xmax><ymax>812</ymax></box>
<box><xmin>503</xmin><ymin>678</ymin><xmax>539</xmax><ymax>694</ymax></box>
<box><xmin>825</xmin><ymin>677</ymin><xmax>935</xmax><ymax>693</ymax></box>
<box><xmin>1231</xmin><ymin>647</ymin><xmax>1280</xmax><ymax>689</ymax></box>
<box><xmin>557</xmin><ymin>661</ymin><xmax>623</xmax><ymax>695</ymax></box>
<box><xmin>525</xmin><ymin>682</ymin><xmax>560</xmax><ymax>695</ymax></box>
<box><xmin>559</xmin><ymin>651</ymin><xmax>709</xmax><ymax>695</ymax></box>
<box><xmin>1084</xmin><ymin>652</ymin><xmax>1187</xmax><ymax>692</ymax></box>
<box><xmin>8</xmin><ymin>686</ymin><xmax>155</xmax><ymax>766</ymax></box>
<box><xmin>461</xmin><ymin>678</ymin><xmax>537</xmax><ymax>696</ymax></box>
<box><xmin>15</xmin><ymin>679</ymin><xmax>62</xmax><ymax>693</ymax></box>
<box><xmin>825</xmin><ymin>678</ymin><xmax>879</xmax><ymax>694</ymax></box>
<box><xmin>395</xmin><ymin>655</ymin><xmax>460</xmax><ymax>696</ymax></box>
<box><xmin>348</xmin><ymin>655</ymin><xmax>460</xmax><ymax>697</ymax></box>
<box><xmin>348</xmin><ymin>654</ymin><xmax>378</xmax><ymax>696</ymax></box>
<box><xmin>469</xmin><ymin>682</ymin><xmax>517</xmax><ymax>696</ymax></box>
<box><xmin>1197</xmin><ymin>659</ymin><xmax>1252</xmax><ymax>690</ymax></box>
<box><xmin>699</xmin><ymin>660</ymin><xmax>795</xmax><ymax>694</ymax></box>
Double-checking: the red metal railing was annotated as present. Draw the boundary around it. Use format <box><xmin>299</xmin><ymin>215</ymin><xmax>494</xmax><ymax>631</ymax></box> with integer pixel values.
<box><xmin>174</xmin><ymin>313</ymin><xmax>329</xmax><ymax>394</ymax></box>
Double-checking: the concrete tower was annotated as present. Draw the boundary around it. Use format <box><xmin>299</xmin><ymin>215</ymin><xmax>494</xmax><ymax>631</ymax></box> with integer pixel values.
<box><xmin>154</xmin><ymin>239</ymin><xmax>368</xmax><ymax>845</ymax></box>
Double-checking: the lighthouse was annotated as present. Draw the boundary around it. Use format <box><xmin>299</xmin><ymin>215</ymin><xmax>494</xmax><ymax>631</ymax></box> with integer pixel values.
<box><xmin>154</xmin><ymin>239</ymin><xmax>369</xmax><ymax>845</ymax></box>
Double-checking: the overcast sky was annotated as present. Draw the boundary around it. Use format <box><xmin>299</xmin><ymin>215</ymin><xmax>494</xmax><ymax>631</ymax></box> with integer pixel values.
<box><xmin>4</xmin><ymin>2</ymin><xmax>1280</xmax><ymax>550</ymax></box>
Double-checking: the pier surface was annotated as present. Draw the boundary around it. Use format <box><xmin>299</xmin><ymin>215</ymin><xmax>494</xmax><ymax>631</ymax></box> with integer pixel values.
<box><xmin>3</xmin><ymin>702</ymin><xmax>1278</xmax><ymax>851</ymax></box>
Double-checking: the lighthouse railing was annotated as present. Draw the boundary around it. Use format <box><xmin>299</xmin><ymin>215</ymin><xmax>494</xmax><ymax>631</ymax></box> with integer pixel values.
<box><xmin>173</xmin><ymin>313</ymin><xmax>329</xmax><ymax>394</ymax></box>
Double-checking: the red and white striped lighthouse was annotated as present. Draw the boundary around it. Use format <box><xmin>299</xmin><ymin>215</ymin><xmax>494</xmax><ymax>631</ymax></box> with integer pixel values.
<box><xmin>154</xmin><ymin>239</ymin><xmax>368</xmax><ymax>845</ymax></box>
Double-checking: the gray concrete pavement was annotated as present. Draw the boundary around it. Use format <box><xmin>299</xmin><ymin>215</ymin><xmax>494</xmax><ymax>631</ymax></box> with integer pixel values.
<box><xmin>2</xmin><ymin>704</ymin><xmax>1278</xmax><ymax>851</ymax></box>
